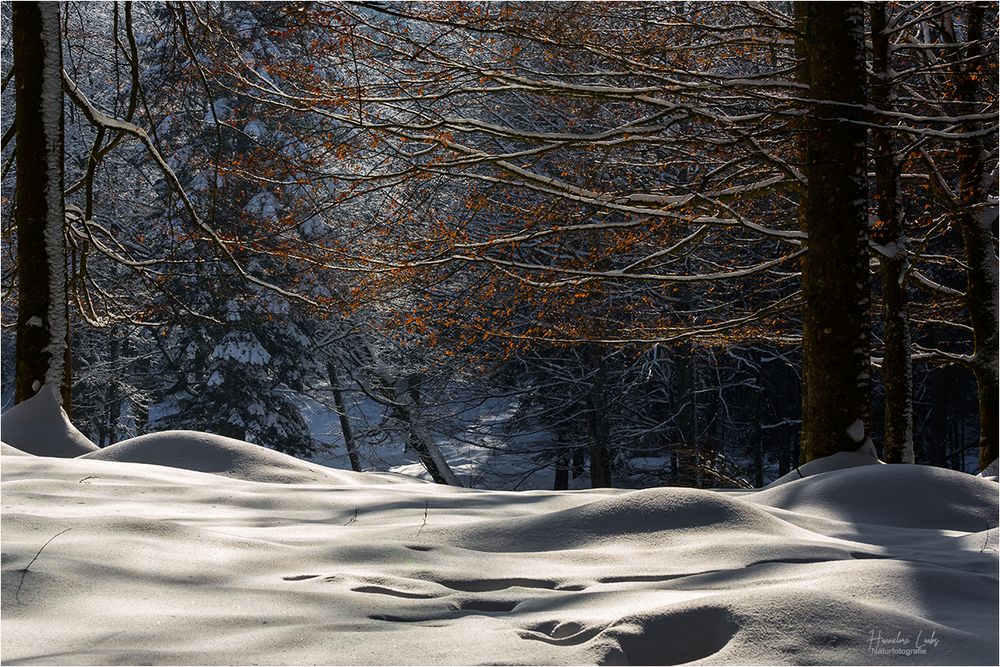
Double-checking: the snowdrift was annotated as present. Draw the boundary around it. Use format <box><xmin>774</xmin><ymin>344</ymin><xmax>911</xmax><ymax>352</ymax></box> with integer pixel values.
<box><xmin>0</xmin><ymin>386</ymin><xmax>97</xmax><ymax>457</ymax></box>
<box><xmin>765</xmin><ymin>446</ymin><xmax>883</xmax><ymax>488</ymax></box>
<box><xmin>1</xmin><ymin>442</ymin><xmax>32</xmax><ymax>456</ymax></box>
<box><xmin>80</xmin><ymin>430</ymin><xmax>411</xmax><ymax>486</ymax></box>
<box><xmin>2</xmin><ymin>431</ymin><xmax>997</xmax><ymax>665</ymax></box>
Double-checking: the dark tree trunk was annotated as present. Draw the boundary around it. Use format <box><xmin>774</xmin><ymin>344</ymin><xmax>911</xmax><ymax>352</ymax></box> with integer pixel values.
<box><xmin>870</xmin><ymin>3</ymin><xmax>914</xmax><ymax>464</ymax></box>
<box><xmin>572</xmin><ymin>447</ymin><xmax>586</xmax><ymax>479</ymax></box>
<box><xmin>13</xmin><ymin>2</ymin><xmax>70</xmax><ymax>411</ymax></box>
<box><xmin>327</xmin><ymin>361</ymin><xmax>362</xmax><ymax>472</ymax></box>
<box><xmin>796</xmin><ymin>2</ymin><xmax>872</xmax><ymax>463</ymax></box>
<box><xmin>764</xmin><ymin>351</ymin><xmax>800</xmax><ymax>480</ymax></box>
<box><xmin>553</xmin><ymin>438</ymin><xmax>569</xmax><ymax>491</ymax></box>
<box><xmin>105</xmin><ymin>335</ymin><xmax>122</xmax><ymax>445</ymax></box>
<box><xmin>586</xmin><ymin>346</ymin><xmax>612</xmax><ymax>488</ymax></box>
<box><xmin>925</xmin><ymin>366</ymin><xmax>952</xmax><ymax>469</ymax></box>
<box><xmin>752</xmin><ymin>362</ymin><xmax>764</xmax><ymax>487</ymax></box>
<box><xmin>952</xmin><ymin>4</ymin><xmax>999</xmax><ymax>471</ymax></box>
<box><xmin>677</xmin><ymin>342</ymin><xmax>699</xmax><ymax>484</ymax></box>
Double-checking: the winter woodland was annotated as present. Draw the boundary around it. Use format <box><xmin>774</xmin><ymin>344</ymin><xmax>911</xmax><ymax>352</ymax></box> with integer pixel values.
<box><xmin>0</xmin><ymin>2</ymin><xmax>997</xmax><ymax>665</ymax></box>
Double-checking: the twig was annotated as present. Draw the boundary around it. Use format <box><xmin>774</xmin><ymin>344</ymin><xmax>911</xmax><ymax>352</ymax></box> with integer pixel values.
<box><xmin>981</xmin><ymin>520</ymin><xmax>997</xmax><ymax>554</ymax></box>
<box><xmin>16</xmin><ymin>528</ymin><xmax>71</xmax><ymax>604</ymax></box>
<box><xmin>342</xmin><ymin>506</ymin><xmax>359</xmax><ymax>526</ymax></box>
<box><xmin>77</xmin><ymin>476</ymin><xmax>96</xmax><ymax>484</ymax></box>
<box><xmin>417</xmin><ymin>500</ymin><xmax>429</xmax><ymax>536</ymax></box>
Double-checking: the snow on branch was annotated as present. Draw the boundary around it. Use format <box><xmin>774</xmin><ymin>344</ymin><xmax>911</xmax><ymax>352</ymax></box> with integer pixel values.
<box><xmin>60</xmin><ymin>69</ymin><xmax>322</xmax><ymax>310</ymax></box>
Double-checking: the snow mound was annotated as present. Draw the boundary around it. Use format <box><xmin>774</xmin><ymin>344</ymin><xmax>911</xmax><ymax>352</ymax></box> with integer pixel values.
<box><xmin>979</xmin><ymin>458</ymin><xmax>998</xmax><ymax>480</ymax></box>
<box><xmin>0</xmin><ymin>386</ymin><xmax>98</xmax><ymax>457</ymax></box>
<box><xmin>1</xmin><ymin>442</ymin><xmax>32</xmax><ymax>456</ymax></box>
<box><xmin>750</xmin><ymin>463</ymin><xmax>998</xmax><ymax>531</ymax></box>
<box><xmin>2</xmin><ymin>445</ymin><xmax>997</xmax><ymax>664</ymax></box>
<box><xmin>80</xmin><ymin>430</ymin><xmax>407</xmax><ymax>485</ymax></box>
<box><xmin>441</xmin><ymin>487</ymin><xmax>804</xmax><ymax>553</ymax></box>
<box><xmin>767</xmin><ymin>449</ymin><xmax>881</xmax><ymax>488</ymax></box>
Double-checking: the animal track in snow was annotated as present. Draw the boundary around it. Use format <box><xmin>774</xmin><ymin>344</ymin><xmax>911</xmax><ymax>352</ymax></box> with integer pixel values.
<box><xmin>437</xmin><ymin>577</ymin><xmax>558</xmax><ymax>592</ymax></box>
<box><xmin>352</xmin><ymin>585</ymin><xmax>442</xmax><ymax>600</ymax></box>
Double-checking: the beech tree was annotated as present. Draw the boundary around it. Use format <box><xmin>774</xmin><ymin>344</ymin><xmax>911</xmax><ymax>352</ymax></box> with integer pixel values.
<box><xmin>869</xmin><ymin>2</ymin><xmax>913</xmax><ymax>464</ymax></box>
<box><xmin>796</xmin><ymin>2</ymin><xmax>872</xmax><ymax>462</ymax></box>
<box><xmin>2</xmin><ymin>1</ymin><xmax>994</xmax><ymax>485</ymax></box>
<box><xmin>949</xmin><ymin>3</ymin><xmax>999</xmax><ymax>470</ymax></box>
<box><xmin>12</xmin><ymin>1</ymin><xmax>70</xmax><ymax>410</ymax></box>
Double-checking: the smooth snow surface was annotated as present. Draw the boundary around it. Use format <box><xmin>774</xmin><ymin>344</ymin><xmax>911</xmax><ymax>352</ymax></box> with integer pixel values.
<box><xmin>0</xmin><ymin>442</ymin><xmax>32</xmax><ymax>456</ymax></box>
<box><xmin>2</xmin><ymin>436</ymin><xmax>997</xmax><ymax>665</ymax></box>
<box><xmin>80</xmin><ymin>430</ymin><xmax>414</xmax><ymax>486</ymax></box>
<box><xmin>0</xmin><ymin>387</ymin><xmax>98</xmax><ymax>457</ymax></box>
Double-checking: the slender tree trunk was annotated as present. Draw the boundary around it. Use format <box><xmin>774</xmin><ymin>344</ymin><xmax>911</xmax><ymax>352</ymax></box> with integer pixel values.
<box><xmin>870</xmin><ymin>3</ymin><xmax>913</xmax><ymax>463</ymax></box>
<box><xmin>752</xmin><ymin>361</ymin><xmax>764</xmax><ymax>487</ymax></box>
<box><xmin>952</xmin><ymin>4</ymin><xmax>999</xmax><ymax>471</ymax></box>
<box><xmin>677</xmin><ymin>342</ymin><xmax>698</xmax><ymax>484</ymax></box>
<box><xmin>327</xmin><ymin>361</ymin><xmax>362</xmax><ymax>472</ymax></box>
<box><xmin>391</xmin><ymin>377</ymin><xmax>461</xmax><ymax>486</ymax></box>
<box><xmin>106</xmin><ymin>334</ymin><xmax>122</xmax><ymax>445</ymax></box>
<box><xmin>572</xmin><ymin>447</ymin><xmax>586</xmax><ymax>479</ymax></box>
<box><xmin>553</xmin><ymin>434</ymin><xmax>569</xmax><ymax>491</ymax></box>
<box><xmin>796</xmin><ymin>2</ymin><xmax>872</xmax><ymax>463</ymax></box>
<box><xmin>926</xmin><ymin>366</ymin><xmax>951</xmax><ymax>468</ymax></box>
<box><xmin>586</xmin><ymin>346</ymin><xmax>612</xmax><ymax>488</ymax></box>
<box><xmin>13</xmin><ymin>1</ymin><xmax>70</xmax><ymax>410</ymax></box>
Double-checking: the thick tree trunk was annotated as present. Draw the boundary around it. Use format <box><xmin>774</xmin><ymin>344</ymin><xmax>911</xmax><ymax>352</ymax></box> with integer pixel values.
<box><xmin>870</xmin><ymin>3</ymin><xmax>913</xmax><ymax>464</ymax></box>
<box><xmin>13</xmin><ymin>2</ymin><xmax>70</xmax><ymax>411</ymax></box>
<box><xmin>952</xmin><ymin>4</ymin><xmax>999</xmax><ymax>471</ymax></box>
<box><xmin>796</xmin><ymin>2</ymin><xmax>872</xmax><ymax>463</ymax></box>
<box><xmin>327</xmin><ymin>361</ymin><xmax>362</xmax><ymax>472</ymax></box>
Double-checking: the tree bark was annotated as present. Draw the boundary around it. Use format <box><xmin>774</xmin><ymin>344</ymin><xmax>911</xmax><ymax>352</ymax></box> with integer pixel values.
<box><xmin>870</xmin><ymin>2</ymin><xmax>913</xmax><ymax>463</ymax></box>
<box><xmin>952</xmin><ymin>3</ymin><xmax>999</xmax><ymax>471</ymax></box>
<box><xmin>796</xmin><ymin>2</ymin><xmax>872</xmax><ymax>463</ymax></box>
<box><xmin>13</xmin><ymin>2</ymin><xmax>71</xmax><ymax>411</ymax></box>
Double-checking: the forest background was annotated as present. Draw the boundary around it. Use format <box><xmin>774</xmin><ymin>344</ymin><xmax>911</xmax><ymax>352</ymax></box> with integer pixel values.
<box><xmin>1</xmin><ymin>1</ymin><xmax>997</xmax><ymax>490</ymax></box>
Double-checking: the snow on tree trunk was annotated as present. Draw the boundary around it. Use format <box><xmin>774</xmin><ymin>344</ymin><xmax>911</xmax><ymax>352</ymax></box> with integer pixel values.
<box><xmin>13</xmin><ymin>2</ymin><xmax>70</xmax><ymax>411</ymax></box>
<box><xmin>952</xmin><ymin>3</ymin><xmax>999</xmax><ymax>471</ymax></box>
<box><xmin>870</xmin><ymin>2</ymin><xmax>914</xmax><ymax>464</ymax></box>
<box><xmin>383</xmin><ymin>375</ymin><xmax>461</xmax><ymax>487</ymax></box>
<box><xmin>796</xmin><ymin>2</ymin><xmax>872</xmax><ymax>463</ymax></box>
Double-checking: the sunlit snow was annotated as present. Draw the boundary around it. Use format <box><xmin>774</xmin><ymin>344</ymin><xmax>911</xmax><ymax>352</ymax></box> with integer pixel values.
<box><xmin>1</xmin><ymin>390</ymin><xmax>997</xmax><ymax>665</ymax></box>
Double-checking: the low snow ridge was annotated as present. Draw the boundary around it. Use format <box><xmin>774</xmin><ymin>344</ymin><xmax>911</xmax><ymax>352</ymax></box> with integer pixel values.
<box><xmin>81</xmin><ymin>430</ymin><xmax>409</xmax><ymax>486</ymax></box>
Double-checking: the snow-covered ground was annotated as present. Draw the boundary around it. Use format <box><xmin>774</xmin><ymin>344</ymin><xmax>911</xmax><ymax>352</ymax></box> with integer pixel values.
<box><xmin>1</xmin><ymin>391</ymin><xmax>998</xmax><ymax>665</ymax></box>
